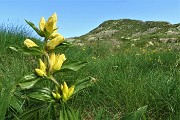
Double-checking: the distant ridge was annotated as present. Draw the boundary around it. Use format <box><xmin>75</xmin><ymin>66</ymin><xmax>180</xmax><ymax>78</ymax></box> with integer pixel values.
<box><xmin>67</xmin><ymin>19</ymin><xmax>180</xmax><ymax>49</ymax></box>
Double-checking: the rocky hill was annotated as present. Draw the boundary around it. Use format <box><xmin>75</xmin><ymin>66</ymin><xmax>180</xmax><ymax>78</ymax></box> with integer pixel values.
<box><xmin>67</xmin><ymin>19</ymin><xmax>180</xmax><ymax>49</ymax></box>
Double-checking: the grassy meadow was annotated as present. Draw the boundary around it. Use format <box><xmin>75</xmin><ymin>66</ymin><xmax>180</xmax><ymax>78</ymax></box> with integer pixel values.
<box><xmin>0</xmin><ymin>24</ymin><xmax>180</xmax><ymax>120</ymax></box>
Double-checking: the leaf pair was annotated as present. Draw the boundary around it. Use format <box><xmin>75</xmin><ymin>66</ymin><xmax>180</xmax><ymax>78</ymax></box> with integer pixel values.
<box><xmin>60</xmin><ymin>103</ymin><xmax>80</xmax><ymax>120</ymax></box>
<box><xmin>9</xmin><ymin>46</ymin><xmax>43</xmax><ymax>56</ymax></box>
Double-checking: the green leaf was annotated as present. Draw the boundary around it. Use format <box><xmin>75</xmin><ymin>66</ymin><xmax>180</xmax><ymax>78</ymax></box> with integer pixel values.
<box><xmin>23</xmin><ymin>88</ymin><xmax>54</xmax><ymax>102</ymax></box>
<box><xmin>19</xmin><ymin>78</ymin><xmax>40</xmax><ymax>90</ymax></box>
<box><xmin>18</xmin><ymin>74</ymin><xmax>40</xmax><ymax>89</ymax></box>
<box><xmin>49</xmin><ymin>103</ymin><xmax>56</xmax><ymax>120</ymax></box>
<box><xmin>60</xmin><ymin>104</ymin><xmax>80</xmax><ymax>120</ymax></box>
<box><xmin>55</xmin><ymin>41</ymin><xmax>72</xmax><ymax>49</ymax></box>
<box><xmin>21</xmin><ymin>74</ymin><xmax>38</xmax><ymax>81</ymax></box>
<box><xmin>60</xmin><ymin>61</ymin><xmax>88</xmax><ymax>72</ymax></box>
<box><xmin>9</xmin><ymin>46</ymin><xmax>43</xmax><ymax>55</ymax></box>
<box><xmin>0</xmin><ymin>86</ymin><xmax>12</xmax><ymax>120</ymax></box>
<box><xmin>121</xmin><ymin>105</ymin><xmax>148</xmax><ymax>120</ymax></box>
<box><xmin>60</xmin><ymin>104</ymin><xmax>68</xmax><ymax>120</ymax></box>
<box><xmin>73</xmin><ymin>77</ymin><xmax>95</xmax><ymax>95</ymax></box>
<box><xmin>14</xmin><ymin>105</ymin><xmax>44</xmax><ymax>120</ymax></box>
<box><xmin>25</xmin><ymin>20</ymin><xmax>44</xmax><ymax>37</ymax></box>
<box><xmin>10</xmin><ymin>95</ymin><xmax>23</xmax><ymax>113</ymax></box>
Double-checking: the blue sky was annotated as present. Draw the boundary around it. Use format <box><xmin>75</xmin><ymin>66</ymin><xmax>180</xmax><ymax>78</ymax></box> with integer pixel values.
<box><xmin>0</xmin><ymin>0</ymin><xmax>179</xmax><ymax>38</ymax></box>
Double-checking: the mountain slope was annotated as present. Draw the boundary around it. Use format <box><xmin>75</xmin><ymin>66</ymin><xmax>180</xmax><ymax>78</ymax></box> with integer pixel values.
<box><xmin>67</xmin><ymin>19</ymin><xmax>180</xmax><ymax>49</ymax></box>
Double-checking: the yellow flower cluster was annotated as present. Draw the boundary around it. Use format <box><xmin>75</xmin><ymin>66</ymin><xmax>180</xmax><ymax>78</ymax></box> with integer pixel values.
<box><xmin>39</xmin><ymin>13</ymin><xmax>65</xmax><ymax>49</ymax></box>
<box><xmin>35</xmin><ymin>53</ymin><xmax>66</xmax><ymax>77</ymax></box>
<box><xmin>49</xmin><ymin>53</ymin><xmax>66</xmax><ymax>72</ymax></box>
<box><xmin>23</xmin><ymin>13</ymin><xmax>66</xmax><ymax>77</ymax></box>
<box><xmin>39</xmin><ymin>13</ymin><xmax>57</xmax><ymax>35</ymax></box>
<box><xmin>24</xmin><ymin>13</ymin><xmax>64</xmax><ymax>50</ymax></box>
<box><xmin>52</xmin><ymin>82</ymin><xmax>74</xmax><ymax>102</ymax></box>
<box><xmin>61</xmin><ymin>82</ymin><xmax>75</xmax><ymax>102</ymax></box>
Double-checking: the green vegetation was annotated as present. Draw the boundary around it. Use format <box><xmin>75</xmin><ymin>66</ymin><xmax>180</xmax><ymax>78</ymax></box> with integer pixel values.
<box><xmin>0</xmin><ymin>20</ymin><xmax>180</xmax><ymax>120</ymax></box>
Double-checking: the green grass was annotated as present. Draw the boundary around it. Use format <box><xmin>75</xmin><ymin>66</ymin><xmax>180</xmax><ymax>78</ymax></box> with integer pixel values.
<box><xmin>62</xmin><ymin>46</ymin><xmax>180</xmax><ymax>119</ymax></box>
<box><xmin>0</xmin><ymin>24</ymin><xmax>180</xmax><ymax>120</ymax></box>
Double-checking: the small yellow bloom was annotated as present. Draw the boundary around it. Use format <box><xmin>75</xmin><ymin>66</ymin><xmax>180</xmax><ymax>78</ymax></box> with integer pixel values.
<box><xmin>62</xmin><ymin>82</ymin><xmax>68</xmax><ymax>96</ymax></box>
<box><xmin>52</xmin><ymin>92</ymin><xmax>57</xmax><ymax>99</ymax></box>
<box><xmin>39</xmin><ymin>17</ymin><xmax>46</xmax><ymax>32</ymax></box>
<box><xmin>52</xmin><ymin>54</ymin><xmax>66</xmax><ymax>71</ymax></box>
<box><xmin>46</xmin><ymin>34</ymin><xmax>64</xmax><ymax>50</ymax></box>
<box><xmin>39</xmin><ymin>59</ymin><xmax>46</xmax><ymax>72</ymax></box>
<box><xmin>61</xmin><ymin>84</ymin><xmax>63</xmax><ymax>90</ymax></box>
<box><xmin>49</xmin><ymin>53</ymin><xmax>56</xmax><ymax>71</ymax></box>
<box><xmin>24</xmin><ymin>39</ymin><xmax>38</xmax><ymax>48</ymax></box>
<box><xmin>35</xmin><ymin>69</ymin><xmax>46</xmax><ymax>77</ymax></box>
<box><xmin>68</xmin><ymin>86</ymin><xmax>74</xmax><ymax>98</ymax></box>
<box><xmin>56</xmin><ymin>92</ymin><xmax>61</xmax><ymax>99</ymax></box>
<box><xmin>45</xmin><ymin>13</ymin><xmax>57</xmax><ymax>34</ymax></box>
<box><xmin>35</xmin><ymin>59</ymin><xmax>47</xmax><ymax>77</ymax></box>
<box><xmin>62</xmin><ymin>92</ymin><xmax>68</xmax><ymax>101</ymax></box>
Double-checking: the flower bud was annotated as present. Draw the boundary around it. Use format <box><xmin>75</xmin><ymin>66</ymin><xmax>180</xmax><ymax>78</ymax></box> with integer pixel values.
<box><xmin>61</xmin><ymin>84</ymin><xmax>63</xmax><ymax>90</ymax></box>
<box><xmin>68</xmin><ymin>86</ymin><xmax>74</xmax><ymax>98</ymax></box>
<box><xmin>46</xmin><ymin>34</ymin><xmax>64</xmax><ymax>50</ymax></box>
<box><xmin>52</xmin><ymin>92</ymin><xmax>57</xmax><ymax>99</ymax></box>
<box><xmin>39</xmin><ymin>59</ymin><xmax>46</xmax><ymax>73</ymax></box>
<box><xmin>56</xmin><ymin>93</ymin><xmax>61</xmax><ymax>99</ymax></box>
<box><xmin>35</xmin><ymin>68</ymin><xmax>46</xmax><ymax>77</ymax></box>
<box><xmin>62</xmin><ymin>82</ymin><xmax>68</xmax><ymax>96</ymax></box>
<box><xmin>24</xmin><ymin>39</ymin><xmax>38</xmax><ymax>48</ymax></box>
<box><xmin>39</xmin><ymin>17</ymin><xmax>46</xmax><ymax>32</ymax></box>
<box><xmin>62</xmin><ymin>92</ymin><xmax>68</xmax><ymax>102</ymax></box>
<box><xmin>49</xmin><ymin>53</ymin><xmax>56</xmax><ymax>71</ymax></box>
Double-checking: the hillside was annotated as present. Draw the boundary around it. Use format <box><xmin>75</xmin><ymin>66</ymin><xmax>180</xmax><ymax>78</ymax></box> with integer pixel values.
<box><xmin>67</xmin><ymin>19</ymin><xmax>180</xmax><ymax>49</ymax></box>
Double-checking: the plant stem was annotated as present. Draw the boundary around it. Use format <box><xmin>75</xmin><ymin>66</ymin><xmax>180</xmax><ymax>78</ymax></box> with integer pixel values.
<box><xmin>44</xmin><ymin>52</ymin><xmax>51</xmax><ymax>75</ymax></box>
<box><xmin>49</xmin><ymin>75</ymin><xmax>60</xmax><ymax>86</ymax></box>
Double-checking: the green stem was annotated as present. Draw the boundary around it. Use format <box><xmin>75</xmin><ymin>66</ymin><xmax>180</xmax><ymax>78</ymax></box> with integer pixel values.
<box><xmin>49</xmin><ymin>75</ymin><xmax>60</xmax><ymax>86</ymax></box>
<box><xmin>43</xmin><ymin>37</ymin><xmax>59</xmax><ymax>86</ymax></box>
<box><xmin>44</xmin><ymin>52</ymin><xmax>51</xmax><ymax>75</ymax></box>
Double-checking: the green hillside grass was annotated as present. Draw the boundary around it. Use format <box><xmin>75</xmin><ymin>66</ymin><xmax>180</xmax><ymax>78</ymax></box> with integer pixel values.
<box><xmin>0</xmin><ymin>23</ymin><xmax>180</xmax><ymax>119</ymax></box>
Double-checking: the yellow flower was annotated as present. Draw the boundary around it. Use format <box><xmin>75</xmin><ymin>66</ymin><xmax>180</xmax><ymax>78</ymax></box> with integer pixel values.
<box><xmin>49</xmin><ymin>53</ymin><xmax>66</xmax><ymax>72</ymax></box>
<box><xmin>24</xmin><ymin>39</ymin><xmax>38</xmax><ymax>48</ymax></box>
<box><xmin>46</xmin><ymin>34</ymin><xmax>64</xmax><ymax>50</ymax></box>
<box><xmin>52</xmin><ymin>54</ymin><xmax>66</xmax><ymax>71</ymax></box>
<box><xmin>39</xmin><ymin>17</ymin><xmax>46</xmax><ymax>32</ymax></box>
<box><xmin>45</xmin><ymin>13</ymin><xmax>57</xmax><ymax>34</ymax></box>
<box><xmin>35</xmin><ymin>69</ymin><xmax>46</xmax><ymax>77</ymax></box>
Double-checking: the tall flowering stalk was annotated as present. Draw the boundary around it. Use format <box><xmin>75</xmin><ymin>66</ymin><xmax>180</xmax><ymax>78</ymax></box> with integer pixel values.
<box><xmin>10</xmin><ymin>13</ymin><xmax>94</xmax><ymax>120</ymax></box>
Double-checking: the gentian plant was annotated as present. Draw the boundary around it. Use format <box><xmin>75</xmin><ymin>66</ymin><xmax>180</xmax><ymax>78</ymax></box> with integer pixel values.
<box><xmin>9</xmin><ymin>13</ymin><xmax>95</xmax><ymax>120</ymax></box>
